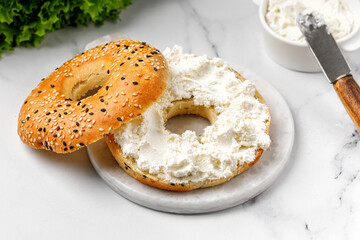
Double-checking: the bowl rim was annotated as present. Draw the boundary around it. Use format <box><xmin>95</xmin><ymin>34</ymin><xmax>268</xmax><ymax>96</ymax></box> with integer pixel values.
<box><xmin>258</xmin><ymin>0</ymin><xmax>360</xmax><ymax>47</ymax></box>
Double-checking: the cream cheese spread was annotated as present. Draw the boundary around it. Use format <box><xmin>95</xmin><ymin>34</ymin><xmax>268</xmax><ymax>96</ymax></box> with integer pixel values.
<box><xmin>266</xmin><ymin>0</ymin><xmax>354</xmax><ymax>42</ymax></box>
<box><xmin>113</xmin><ymin>46</ymin><xmax>271</xmax><ymax>183</ymax></box>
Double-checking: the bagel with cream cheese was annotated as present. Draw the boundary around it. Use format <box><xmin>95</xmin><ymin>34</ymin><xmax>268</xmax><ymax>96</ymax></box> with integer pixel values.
<box><xmin>105</xmin><ymin>46</ymin><xmax>271</xmax><ymax>191</ymax></box>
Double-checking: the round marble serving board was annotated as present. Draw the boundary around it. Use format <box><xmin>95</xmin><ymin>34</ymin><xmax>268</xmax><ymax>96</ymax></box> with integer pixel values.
<box><xmin>87</xmin><ymin>62</ymin><xmax>294</xmax><ymax>214</ymax></box>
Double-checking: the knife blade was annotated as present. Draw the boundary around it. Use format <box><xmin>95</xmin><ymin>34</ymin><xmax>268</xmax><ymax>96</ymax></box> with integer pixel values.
<box><xmin>297</xmin><ymin>11</ymin><xmax>360</xmax><ymax>131</ymax></box>
<box><xmin>297</xmin><ymin>11</ymin><xmax>351</xmax><ymax>83</ymax></box>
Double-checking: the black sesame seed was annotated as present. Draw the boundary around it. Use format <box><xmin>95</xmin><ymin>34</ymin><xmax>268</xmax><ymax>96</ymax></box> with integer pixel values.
<box><xmin>79</xmin><ymin>143</ymin><xmax>85</xmax><ymax>146</ymax></box>
<box><xmin>41</xmin><ymin>78</ymin><xmax>45</xmax><ymax>81</ymax></box>
<box><xmin>53</xmin><ymin>134</ymin><xmax>57</xmax><ymax>138</ymax></box>
<box><xmin>138</xmin><ymin>59</ymin><xmax>143</xmax><ymax>62</ymax></box>
<box><xmin>181</xmin><ymin>184</ymin><xmax>185</xmax><ymax>187</ymax></box>
<box><xmin>49</xmin><ymin>146</ymin><xmax>53</xmax><ymax>151</ymax></box>
<box><xmin>64</xmin><ymin>112</ymin><xmax>67</xmax><ymax>115</ymax></box>
<box><xmin>53</xmin><ymin>110</ymin><xmax>57</xmax><ymax>113</ymax></box>
<box><xmin>65</xmin><ymin>98</ymin><xmax>72</xmax><ymax>101</ymax></box>
<box><xmin>142</xmin><ymin>42</ymin><xmax>146</xmax><ymax>45</ymax></box>
<box><xmin>120</xmin><ymin>63</ymin><xmax>124</xmax><ymax>66</ymax></box>
<box><xmin>55</xmin><ymin>67</ymin><xmax>59</xmax><ymax>70</ymax></box>
<box><xmin>121</xmin><ymin>77</ymin><xmax>125</xmax><ymax>80</ymax></box>
<box><xmin>64</xmin><ymin>147</ymin><xmax>68</xmax><ymax>151</ymax></box>
<box><xmin>82</xmin><ymin>104</ymin><xmax>86</xmax><ymax>108</ymax></box>
<box><xmin>26</xmin><ymin>116</ymin><xmax>30</xmax><ymax>121</ymax></box>
<box><xmin>140</xmin><ymin>46</ymin><xmax>144</xmax><ymax>49</ymax></box>
<box><xmin>117</xmin><ymin>50</ymin><xmax>121</xmax><ymax>54</ymax></box>
<box><xmin>48</xmin><ymin>119</ymin><xmax>51</xmax><ymax>122</ymax></box>
<box><xmin>24</xmin><ymin>101</ymin><xmax>28</xmax><ymax>104</ymax></box>
<box><xmin>89</xmin><ymin>112</ymin><xmax>94</xmax><ymax>115</ymax></box>
<box><xmin>85</xmin><ymin>108</ymin><xmax>89</xmax><ymax>113</ymax></box>
<box><xmin>81</xmin><ymin>52</ymin><xmax>84</xmax><ymax>55</ymax></box>
<box><xmin>50</xmin><ymin>84</ymin><xmax>54</xmax><ymax>88</ymax></box>
<box><xmin>43</xmin><ymin>128</ymin><xmax>46</xmax><ymax>132</ymax></box>
<box><xmin>117</xmin><ymin>117</ymin><xmax>122</xmax><ymax>121</ymax></box>
<box><xmin>124</xmin><ymin>45</ymin><xmax>129</xmax><ymax>49</ymax></box>
<box><xmin>170</xmin><ymin>183</ymin><xmax>175</xmax><ymax>186</ymax></box>
<box><xmin>46</xmin><ymin>112</ymin><xmax>50</xmax><ymax>115</ymax></box>
<box><xmin>73</xmin><ymin>129</ymin><xmax>78</xmax><ymax>133</ymax></box>
<box><xmin>105</xmin><ymin>86</ymin><xmax>109</xmax><ymax>91</ymax></box>
<box><xmin>58</xmin><ymin>104</ymin><xmax>62</xmax><ymax>107</ymax></box>
<box><xmin>66</xmin><ymin>104</ymin><xmax>71</xmax><ymax>107</ymax></box>
<box><xmin>135</xmin><ymin>63</ymin><xmax>139</xmax><ymax>67</ymax></box>
<box><xmin>40</xmin><ymin>142</ymin><xmax>43</xmax><ymax>145</ymax></box>
<box><xmin>154</xmin><ymin>67</ymin><xmax>157</xmax><ymax>71</ymax></box>
<box><xmin>38</xmin><ymin>128</ymin><xmax>42</xmax><ymax>131</ymax></box>
<box><xmin>127</xmin><ymin>57</ymin><xmax>130</xmax><ymax>60</ymax></box>
<box><xmin>131</xmin><ymin>51</ymin><xmax>135</xmax><ymax>54</ymax></box>
<box><xmin>146</xmin><ymin>55</ymin><xmax>151</xmax><ymax>58</ymax></box>
<box><xmin>69</xmin><ymin>146</ymin><xmax>74</xmax><ymax>150</ymax></box>
<box><xmin>135</xmin><ymin>48</ymin><xmax>138</xmax><ymax>51</ymax></box>
<box><xmin>132</xmin><ymin>82</ymin><xmax>138</xmax><ymax>85</ymax></box>
<box><xmin>107</xmin><ymin>70</ymin><xmax>110</xmax><ymax>74</ymax></box>
<box><xmin>58</xmin><ymin>114</ymin><xmax>61</xmax><ymax>117</ymax></box>
<box><xmin>100</xmin><ymin>108</ymin><xmax>106</xmax><ymax>112</ymax></box>
<box><xmin>142</xmin><ymin>175</ymin><xmax>147</xmax><ymax>178</ymax></box>
<box><xmin>57</xmin><ymin>126</ymin><xmax>60</xmax><ymax>131</ymax></box>
<box><xmin>100</xmin><ymin>99</ymin><xmax>104</xmax><ymax>102</ymax></box>
<box><xmin>77</xmin><ymin>102</ymin><xmax>81</xmax><ymax>106</ymax></box>
<box><xmin>34</xmin><ymin>110</ymin><xmax>38</xmax><ymax>114</ymax></box>
<box><xmin>76</xmin><ymin>122</ymin><xmax>80</xmax><ymax>126</ymax></box>
<box><xmin>21</xmin><ymin>120</ymin><xmax>25</xmax><ymax>124</ymax></box>
<box><xmin>116</xmin><ymin>44</ymin><xmax>120</xmax><ymax>47</ymax></box>
<box><xmin>37</xmin><ymin>91</ymin><xmax>42</xmax><ymax>94</ymax></box>
<box><xmin>63</xmin><ymin>141</ymin><xmax>67</xmax><ymax>146</ymax></box>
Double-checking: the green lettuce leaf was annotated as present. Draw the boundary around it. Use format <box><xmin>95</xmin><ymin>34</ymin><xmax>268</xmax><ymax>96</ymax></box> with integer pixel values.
<box><xmin>0</xmin><ymin>0</ymin><xmax>132</xmax><ymax>57</ymax></box>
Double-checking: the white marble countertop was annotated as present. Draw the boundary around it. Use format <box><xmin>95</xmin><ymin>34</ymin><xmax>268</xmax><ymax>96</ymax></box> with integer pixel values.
<box><xmin>1</xmin><ymin>0</ymin><xmax>360</xmax><ymax>239</ymax></box>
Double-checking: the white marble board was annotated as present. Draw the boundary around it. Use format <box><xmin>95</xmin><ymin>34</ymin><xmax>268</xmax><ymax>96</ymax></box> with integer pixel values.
<box><xmin>87</xmin><ymin>64</ymin><xmax>295</xmax><ymax>214</ymax></box>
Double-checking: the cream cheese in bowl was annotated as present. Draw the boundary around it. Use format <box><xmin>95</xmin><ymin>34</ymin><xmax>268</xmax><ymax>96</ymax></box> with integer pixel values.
<box><xmin>266</xmin><ymin>0</ymin><xmax>354</xmax><ymax>43</ymax></box>
<box><xmin>256</xmin><ymin>0</ymin><xmax>360</xmax><ymax>72</ymax></box>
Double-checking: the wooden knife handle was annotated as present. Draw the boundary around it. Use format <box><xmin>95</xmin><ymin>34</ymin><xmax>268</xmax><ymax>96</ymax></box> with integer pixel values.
<box><xmin>333</xmin><ymin>75</ymin><xmax>360</xmax><ymax>131</ymax></box>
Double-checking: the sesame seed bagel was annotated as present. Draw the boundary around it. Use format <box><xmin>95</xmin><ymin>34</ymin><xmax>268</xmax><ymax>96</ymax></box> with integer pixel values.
<box><xmin>104</xmin><ymin>48</ymin><xmax>271</xmax><ymax>192</ymax></box>
<box><xmin>18</xmin><ymin>40</ymin><xmax>169</xmax><ymax>153</ymax></box>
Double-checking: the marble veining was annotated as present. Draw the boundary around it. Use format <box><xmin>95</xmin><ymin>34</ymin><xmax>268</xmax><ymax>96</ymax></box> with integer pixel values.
<box><xmin>1</xmin><ymin>0</ymin><xmax>360</xmax><ymax>239</ymax></box>
<box><xmin>181</xmin><ymin>0</ymin><xmax>220</xmax><ymax>57</ymax></box>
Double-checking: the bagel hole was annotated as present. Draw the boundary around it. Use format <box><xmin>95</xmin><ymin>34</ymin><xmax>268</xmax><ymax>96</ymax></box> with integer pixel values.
<box><xmin>166</xmin><ymin>114</ymin><xmax>211</xmax><ymax>136</ymax></box>
<box><xmin>79</xmin><ymin>86</ymin><xmax>103</xmax><ymax>100</ymax></box>
<box><xmin>165</xmin><ymin>100</ymin><xmax>216</xmax><ymax>136</ymax></box>
<box><xmin>71</xmin><ymin>72</ymin><xmax>107</xmax><ymax>100</ymax></box>
<box><xmin>63</xmin><ymin>60</ymin><xmax>110</xmax><ymax>100</ymax></box>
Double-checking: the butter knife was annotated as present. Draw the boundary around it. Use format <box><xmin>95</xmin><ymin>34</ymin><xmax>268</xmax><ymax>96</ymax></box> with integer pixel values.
<box><xmin>297</xmin><ymin>11</ymin><xmax>360</xmax><ymax>131</ymax></box>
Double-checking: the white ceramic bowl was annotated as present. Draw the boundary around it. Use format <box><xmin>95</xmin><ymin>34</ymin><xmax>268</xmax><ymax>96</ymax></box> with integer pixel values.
<box><xmin>254</xmin><ymin>0</ymin><xmax>360</xmax><ymax>72</ymax></box>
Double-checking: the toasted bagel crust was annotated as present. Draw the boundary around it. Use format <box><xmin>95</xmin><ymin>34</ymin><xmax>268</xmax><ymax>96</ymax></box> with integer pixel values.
<box><xmin>18</xmin><ymin>40</ymin><xmax>169</xmax><ymax>153</ymax></box>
